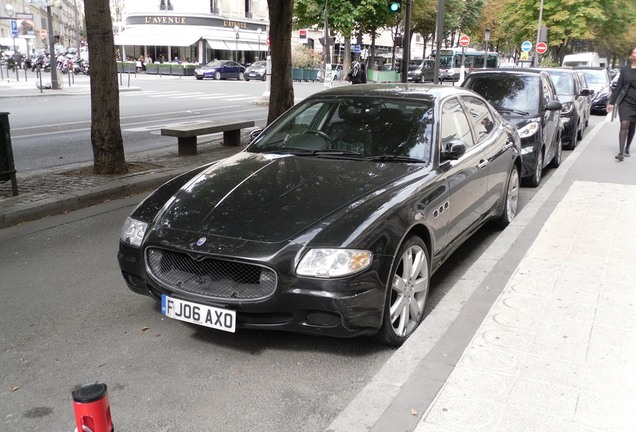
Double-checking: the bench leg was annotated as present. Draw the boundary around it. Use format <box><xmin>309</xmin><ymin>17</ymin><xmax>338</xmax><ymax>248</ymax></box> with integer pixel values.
<box><xmin>177</xmin><ymin>136</ymin><xmax>197</xmax><ymax>155</ymax></box>
<box><xmin>223</xmin><ymin>129</ymin><xmax>241</xmax><ymax>146</ymax></box>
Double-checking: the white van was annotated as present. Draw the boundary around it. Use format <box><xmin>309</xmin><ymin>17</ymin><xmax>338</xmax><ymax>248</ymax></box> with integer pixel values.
<box><xmin>562</xmin><ymin>52</ymin><xmax>601</xmax><ymax>68</ymax></box>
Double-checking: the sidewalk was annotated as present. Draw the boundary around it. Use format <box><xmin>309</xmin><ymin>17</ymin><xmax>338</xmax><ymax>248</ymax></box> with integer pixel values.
<box><xmin>327</xmin><ymin>119</ymin><xmax>636</xmax><ymax>432</ymax></box>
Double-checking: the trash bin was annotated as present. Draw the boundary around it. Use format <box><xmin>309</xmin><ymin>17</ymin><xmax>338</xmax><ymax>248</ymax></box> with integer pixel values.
<box><xmin>0</xmin><ymin>112</ymin><xmax>19</xmax><ymax>196</ymax></box>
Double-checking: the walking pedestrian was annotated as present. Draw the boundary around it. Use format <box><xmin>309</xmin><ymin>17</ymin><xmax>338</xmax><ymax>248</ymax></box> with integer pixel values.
<box><xmin>607</xmin><ymin>47</ymin><xmax>636</xmax><ymax>161</ymax></box>
<box><xmin>347</xmin><ymin>60</ymin><xmax>367</xmax><ymax>85</ymax></box>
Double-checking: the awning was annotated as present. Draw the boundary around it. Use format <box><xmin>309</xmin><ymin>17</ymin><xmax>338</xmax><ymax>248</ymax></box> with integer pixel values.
<box><xmin>114</xmin><ymin>26</ymin><xmax>202</xmax><ymax>47</ymax></box>
<box><xmin>206</xmin><ymin>39</ymin><xmax>230</xmax><ymax>50</ymax></box>
<box><xmin>206</xmin><ymin>38</ymin><xmax>267</xmax><ymax>52</ymax></box>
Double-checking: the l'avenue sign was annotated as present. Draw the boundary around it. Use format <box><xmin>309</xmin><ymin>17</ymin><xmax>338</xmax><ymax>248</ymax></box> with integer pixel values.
<box><xmin>144</xmin><ymin>16</ymin><xmax>188</xmax><ymax>24</ymax></box>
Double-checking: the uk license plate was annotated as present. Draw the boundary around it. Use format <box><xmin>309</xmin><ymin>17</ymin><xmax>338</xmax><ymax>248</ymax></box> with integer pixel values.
<box><xmin>161</xmin><ymin>295</ymin><xmax>236</xmax><ymax>333</ymax></box>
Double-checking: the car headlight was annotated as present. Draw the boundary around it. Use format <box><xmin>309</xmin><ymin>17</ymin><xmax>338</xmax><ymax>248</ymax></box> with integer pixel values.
<box><xmin>296</xmin><ymin>249</ymin><xmax>372</xmax><ymax>278</ymax></box>
<box><xmin>517</xmin><ymin>121</ymin><xmax>540</xmax><ymax>139</ymax></box>
<box><xmin>593</xmin><ymin>89</ymin><xmax>609</xmax><ymax>102</ymax></box>
<box><xmin>120</xmin><ymin>217</ymin><xmax>148</xmax><ymax>248</ymax></box>
<box><xmin>560</xmin><ymin>102</ymin><xmax>574</xmax><ymax>115</ymax></box>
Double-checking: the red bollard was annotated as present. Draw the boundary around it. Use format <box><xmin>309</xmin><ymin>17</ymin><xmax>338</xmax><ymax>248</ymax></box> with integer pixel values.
<box><xmin>71</xmin><ymin>383</ymin><xmax>114</xmax><ymax>432</ymax></box>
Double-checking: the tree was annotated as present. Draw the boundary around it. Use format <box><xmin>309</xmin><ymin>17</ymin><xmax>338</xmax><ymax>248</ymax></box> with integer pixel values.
<box><xmin>84</xmin><ymin>0</ymin><xmax>127</xmax><ymax>175</ymax></box>
<box><xmin>267</xmin><ymin>0</ymin><xmax>295</xmax><ymax>125</ymax></box>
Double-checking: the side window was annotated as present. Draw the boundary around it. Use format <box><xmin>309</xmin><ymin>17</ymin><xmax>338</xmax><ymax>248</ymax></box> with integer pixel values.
<box><xmin>541</xmin><ymin>75</ymin><xmax>554</xmax><ymax>106</ymax></box>
<box><xmin>440</xmin><ymin>97</ymin><xmax>476</xmax><ymax>151</ymax></box>
<box><xmin>461</xmin><ymin>96</ymin><xmax>497</xmax><ymax>144</ymax></box>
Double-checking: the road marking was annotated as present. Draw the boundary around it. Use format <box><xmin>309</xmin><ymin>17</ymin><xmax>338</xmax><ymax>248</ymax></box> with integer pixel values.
<box><xmin>198</xmin><ymin>94</ymin><xmax>249</xmax><ymax>100</ymax></box>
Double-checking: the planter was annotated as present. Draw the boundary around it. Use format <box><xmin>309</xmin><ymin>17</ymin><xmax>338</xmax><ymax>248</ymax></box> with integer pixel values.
<box><xmin>116</xmin><ymin>61</ymin><xmax>136</xmax><ymax>73</ymax></box>
<box><xmin>302</xmin><ymin>69</ymin><xmax>320</xmax><ymax>82</ymax></box>
<box><xmin>292</xmin><ymin>68</ymin><xmax>304</xmax><ymax>81</ymax></box>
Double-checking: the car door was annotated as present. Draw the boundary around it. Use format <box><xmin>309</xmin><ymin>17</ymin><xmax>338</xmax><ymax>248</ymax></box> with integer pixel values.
<box><xmin>423</xmin><ymin>60</ymin><xmax>435</xmax><ymax>82</ymax></box>
<box><xmin>540</xmin><ymin>74</ymin><xmax>559</xmax><ymax>161</ymax></box>
<box><xmin>459</xmin><ymin>95</ymin><xmax>510</xmax><ymax>213</ymax></box>
<box><xmin>439</xmin><ymin>96</ymin><xmax>489</xmax><ymax>246</ymax></box>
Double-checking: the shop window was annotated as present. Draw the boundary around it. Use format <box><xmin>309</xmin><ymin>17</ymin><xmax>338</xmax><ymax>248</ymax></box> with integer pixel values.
<box><xmin>210</xmin><ymin>0</ymin><xmax>219</xmax><ymax>14</ymax></box>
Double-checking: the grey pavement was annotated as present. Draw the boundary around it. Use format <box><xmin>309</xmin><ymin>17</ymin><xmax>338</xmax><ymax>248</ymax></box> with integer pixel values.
<box><xmin>2</xmin><ymin>74</ymin><xmax>635</xmax><ymax>432</ymax></box>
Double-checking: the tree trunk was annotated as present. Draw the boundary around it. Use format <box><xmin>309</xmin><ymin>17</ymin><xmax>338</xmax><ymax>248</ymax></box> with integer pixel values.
<box><xmin>84</xmin><ymin>0</ymin><xmax>127</xmax><ymax>175</ymax></box>
<box><xmin>267</xmin><ymin>0</ymin><xmax>294</xmax><ymax>125</ymax></box>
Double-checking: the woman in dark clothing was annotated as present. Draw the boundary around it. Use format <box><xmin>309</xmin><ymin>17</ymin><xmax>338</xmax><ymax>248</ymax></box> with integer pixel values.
<box><xmin>607</xmin><ymin>47</ymin><xmax>636</xmax><ymax>161</ymax></box>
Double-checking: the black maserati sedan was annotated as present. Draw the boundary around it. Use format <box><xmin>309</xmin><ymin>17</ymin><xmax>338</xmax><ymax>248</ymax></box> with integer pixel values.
<box><xmin>118</xmin><ymin>84</ymin><xmax>522</xmax><ymax>346</ymax></box>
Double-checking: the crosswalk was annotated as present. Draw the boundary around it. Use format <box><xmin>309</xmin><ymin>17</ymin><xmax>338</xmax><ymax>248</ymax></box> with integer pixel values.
<box><xmin>120</xmin><ymin>90</ymin><xmax>257</xmax><ymax>101</ymax></box>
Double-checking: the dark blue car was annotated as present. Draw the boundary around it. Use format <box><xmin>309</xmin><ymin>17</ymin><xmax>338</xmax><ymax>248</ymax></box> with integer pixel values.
<box><xmin>194</xmin><ymin>60</ymin><xmax>245</xmax><ymax>80</ymax></box>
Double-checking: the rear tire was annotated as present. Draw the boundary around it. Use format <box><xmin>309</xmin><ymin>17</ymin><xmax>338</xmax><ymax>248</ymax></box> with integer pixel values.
<box><xmin>376</xmin><ymin>236</ymin><xmax>430</xmax><ymax>347</ymax></box>
<box><xmin>495</xmin><ymin>166</ymin><xmax>520</xmax><ymax>228</ymax></box>
<box><xmin>549</xmin><ymin>134</ymin><xmax>562</xmax><ymax>168</ymax></box>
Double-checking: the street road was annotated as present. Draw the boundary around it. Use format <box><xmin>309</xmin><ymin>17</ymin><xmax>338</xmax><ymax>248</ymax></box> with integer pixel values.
<box><xmin>6</xmin><ymin>73</ymin><xmax>326</xmax><ymax>173</ymax></box>
<box><xmin>0</xmin><ymin>76</ymin><xmax>606</xmax><ymax>430</ymax></box>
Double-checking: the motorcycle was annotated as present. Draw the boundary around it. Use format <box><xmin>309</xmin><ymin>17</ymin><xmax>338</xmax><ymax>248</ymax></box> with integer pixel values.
<box><xmin>73</xmin><ymin>58</ymin><xmax>89</xmax><ymax>75</ymax></box>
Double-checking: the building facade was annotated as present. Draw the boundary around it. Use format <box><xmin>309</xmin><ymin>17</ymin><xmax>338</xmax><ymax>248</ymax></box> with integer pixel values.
<box><xmin>1</xmin><ymin>0</ymin><xmax>84</xmax><ymax>57</ymax></box>
<box><xmin>113</xmin><ymin>0</ymin><xmax>269</xmax><ymax>64</ymax></box>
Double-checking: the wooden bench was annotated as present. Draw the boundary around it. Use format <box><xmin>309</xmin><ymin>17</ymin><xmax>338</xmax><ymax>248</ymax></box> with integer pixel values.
<box><xmin>161</xmin><ymin>120</ymin><xmax>255</xmax><ymax>155</ymax></box>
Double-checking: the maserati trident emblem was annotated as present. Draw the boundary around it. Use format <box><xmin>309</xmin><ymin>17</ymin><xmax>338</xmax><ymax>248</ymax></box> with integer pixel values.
<box><xmin>196</xmin><ymin>237</ymin><xmax>207</xmax><ymax>246</ymax></box>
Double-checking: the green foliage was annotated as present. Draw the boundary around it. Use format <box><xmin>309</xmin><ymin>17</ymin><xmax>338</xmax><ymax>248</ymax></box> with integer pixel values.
<box><xmin>291</xmin><ymin>45</ymin><xmax>322</xmax><ymax>68</ymax></box>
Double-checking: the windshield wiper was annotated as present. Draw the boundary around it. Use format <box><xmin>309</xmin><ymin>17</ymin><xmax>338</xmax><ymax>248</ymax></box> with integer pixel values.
<box><xmin>493</xmin><ymin>106</ymin><xmax>530</xmax><ymax>116</ymax></box>
<box><xmin>366</xmin><ymin>155</ymin><xmax>426</xmax><ymax>163</ymax></box>
<box><xmin>312</xmin><ymin>149</ymin><xmax>363</xmax><ymax>157</ymax></box>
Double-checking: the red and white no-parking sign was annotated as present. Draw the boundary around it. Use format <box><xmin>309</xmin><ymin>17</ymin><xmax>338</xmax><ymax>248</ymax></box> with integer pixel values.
<box><xmin>459</xmin><ymin>35</ymin><xmax>470</xmax><ymax>47</ymax></box>
<box><xmin>536</xmin><ymin>42</ymin><xmax>548</xmax><ymax>55</ymax></box>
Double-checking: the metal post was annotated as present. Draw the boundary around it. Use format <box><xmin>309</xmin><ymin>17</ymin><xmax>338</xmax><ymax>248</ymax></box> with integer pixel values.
<box><xmin>533</xmin><ymin>0</ymin><xmax>544</xmax><ymax>67</ymax></box>
<box><xmin>433</xmin><ymin>0</ymin><xmax>445</xmax><ymax>84</ymax></box>
<box><xmin>46</xmin><ymin>5</ymin><xmax>60</xmax><ymax>89</ymax></box>
<box><xmin>234</xmin><ymin>25</ymin><xmax>240</xmax><ymax>63</ymax></box>
<box><xmin>401</xmin><ymin>0</ymin><xmax>412</xmax><ymax>83</ymax></box>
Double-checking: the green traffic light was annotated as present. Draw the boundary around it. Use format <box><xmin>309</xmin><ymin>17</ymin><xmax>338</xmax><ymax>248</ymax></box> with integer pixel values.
<box><xmin>388</xmin><ymin>1</ymin><xmax>401</xmax><ymax>13</ymax></box>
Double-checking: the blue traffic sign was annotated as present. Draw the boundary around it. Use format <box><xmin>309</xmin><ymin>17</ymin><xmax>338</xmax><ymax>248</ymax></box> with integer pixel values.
<box><xmin>354</xmin><ymin>44</ymin><xmax>361</xmax><ymax>53</ymax></box>
<box><xmin>521</xmin><ymin>40</ymin><xmax>532</xmax><ymax>53</ymax></box>
<box><xmin>11</xmin><ymin>20</ymin><xmax>18</xmax><ymax>38</ymax></box>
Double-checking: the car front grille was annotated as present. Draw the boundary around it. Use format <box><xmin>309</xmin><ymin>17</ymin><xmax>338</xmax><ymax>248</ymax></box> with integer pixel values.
<box><xmin>146</xmin><ymin>247</ymin><xmax>277</xmax><ymax>301</ymax></box>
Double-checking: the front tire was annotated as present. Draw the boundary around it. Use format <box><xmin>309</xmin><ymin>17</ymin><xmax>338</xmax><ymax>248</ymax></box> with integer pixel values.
<box><xmin>214</xmin><ymin>71</ymin><xmax>221</xmax><ymax>80</ymax></box>
<box><xmin>376</xmin><ymin>236</ymin><xmax>430</xmax><ymax>346</ymax></box>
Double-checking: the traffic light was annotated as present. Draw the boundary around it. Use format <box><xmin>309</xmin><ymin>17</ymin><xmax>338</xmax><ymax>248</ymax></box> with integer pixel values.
<box><xmin>387</xmin><ymin>0</ymin><xmax>402</xmax><ymax>14</ymax></box>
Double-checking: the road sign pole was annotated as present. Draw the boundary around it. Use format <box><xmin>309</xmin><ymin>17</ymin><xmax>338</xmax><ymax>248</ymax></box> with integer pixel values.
<box><xmin>534</xmin><ymin>0</ymin><xmax>544</xmax><ymax>67</ymax></box>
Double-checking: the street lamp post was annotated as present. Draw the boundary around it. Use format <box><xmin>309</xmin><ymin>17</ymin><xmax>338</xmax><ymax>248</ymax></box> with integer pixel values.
<box><xmin>483</xmin><ymin>28</ymin><xmax>491</xmax><ymax>69</ymax></box>
<box><xmin>2</xmin><ymin>3</ymin><xmax>19</xmax><ymax>81</ymax></box>
<box><xmin>234</xmin><ymin>25</ymin><xmax>240</xmax><ymax>63</ymax></box>
<box><xmin>256</xmin><ymin>28</ymin><xmax>262</xmax><ymax>60</ymax></box>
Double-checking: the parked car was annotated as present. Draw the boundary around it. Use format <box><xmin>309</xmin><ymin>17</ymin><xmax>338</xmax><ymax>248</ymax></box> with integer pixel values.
<box><xmin>575</xmin><ymin>67</ymin><xmax>612</xmax><ymax>114</ymax></box>
<box><xmin>244</xmin><ymin>60</ymin><xmax>267</xmax><ymax>81</ymax></box>
<box><xmin>317</xmin><ymin>64</ymin><xmax>344</xmax><ymax>82</ymax></box>
<box><xmin>407</xmin><ymin>59</ymin><xmax>435</xmax><ymax>83</ymax></box>
<box><xmin>574</xmin><ymin>71</ymin><xmax>592</xmax><ymax>127</ymax></box>
<box><xmin>536</xmin><ymin>67</ymin><xmax>592</xmax><ymax>149</ymax></box>
<box><xmin>194</xmin><ymin>60</ymin><xmax>245</xmax><ymax>80</ymax></box>
<box><xmin>118</xmin><ymin>84</ymin><xmax>521</xmax><ymax>346</ymax></box>
<box><xmin>462</xmin><ymin>68</ymin><xmax>563</xmax><ymax>187</ymax></box>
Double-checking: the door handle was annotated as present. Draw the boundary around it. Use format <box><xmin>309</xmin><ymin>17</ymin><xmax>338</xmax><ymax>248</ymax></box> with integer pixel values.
<box><xmin>477</xmin><ymin>160</ymin><xmax>489</xmax><ymax>169</ymax></box>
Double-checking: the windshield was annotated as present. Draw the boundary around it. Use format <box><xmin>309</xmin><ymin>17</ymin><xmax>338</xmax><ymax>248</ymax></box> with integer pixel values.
<box><xmin>247</xmin><ymin>97</ymin><xmax>434</xmax><ymax>162</ymax></box>
<box><xmin>206</xmin><ymin>60</ymin><xmax>225</xmax><ymax>67</ymax></box>
<box><xmin>580</xmin><ymin>70</ymin><xmax>608</xmax><ymax>85</ymax></box>
<box><xmin>546</xmin><ymin>71</ymin><xmax>574</xmax><ymax>94</ymax></box>
<box><xmin>249</xmin><ymin>61</ymin><xmax>266</xmax><ymax>68</ymax></box>
<box><xmin>463</xmin><ymin>74</ymin><xmax>540</xmax><ymax>113</ymax></box>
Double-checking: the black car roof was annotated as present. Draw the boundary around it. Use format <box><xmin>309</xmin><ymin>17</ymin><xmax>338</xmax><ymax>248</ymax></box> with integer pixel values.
<box><xmin>307</xmin><ymin>83</ymin><xmax>475</xmax><ymax>100</ymax></box>
<box><xmin>468</xmin><ymin>68</ymin><xmax>545</xmax><ymax>75</ymax></box>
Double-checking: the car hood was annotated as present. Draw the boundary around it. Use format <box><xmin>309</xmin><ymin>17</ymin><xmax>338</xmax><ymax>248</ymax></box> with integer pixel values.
<box><xmin>155</xmin><ymin>152</ymin><xmax>419</xmax><ymax>243</ymax></box>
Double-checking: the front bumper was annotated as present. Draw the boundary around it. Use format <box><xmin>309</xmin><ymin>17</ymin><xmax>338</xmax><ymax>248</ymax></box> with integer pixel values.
<box><xmin>117</xmin><ymin>241</ymin><xmax>388</xmax><ymax>338</ymax></box>
<box><xmin>560</xmin><ymin>115</ymin><xmax>577</xmax><ymax>142</ymax></box>
<box><xmin>519</xmin><ymin>136</ymin><xmax>542</xmax><ymax>178</ymax></box>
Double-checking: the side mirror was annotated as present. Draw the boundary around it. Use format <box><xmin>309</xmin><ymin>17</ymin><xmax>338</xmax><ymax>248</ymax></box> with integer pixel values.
<box><xmin>442</xmin><ymin>139</ymin><xmax>467</xmax><ymax>160</ymax></box>
<box><xmin>249</xmin><ymin>128</ymin><xmax>263</xmax><ymax>143</ymax></box>
<box><xmin>580</xmin><ymin>89</ymin><xmax>592</xmax><ymax>97</ymax></box>
<box><xmin>546</xmin><ymin>100</ymin><xmax>562</xmax><ymax>111</ymax></box>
